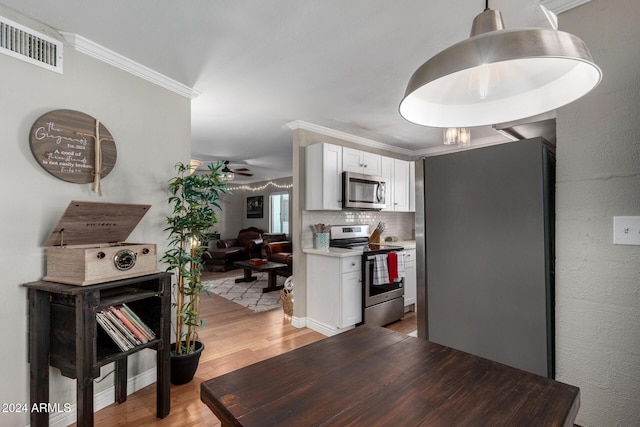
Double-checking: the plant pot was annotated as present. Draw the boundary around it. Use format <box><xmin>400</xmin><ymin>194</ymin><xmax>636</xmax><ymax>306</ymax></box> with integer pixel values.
<box><xmin>170</xmin><ymin>341</ymin><xmax>205</xmax><ymax>385</ymax></box>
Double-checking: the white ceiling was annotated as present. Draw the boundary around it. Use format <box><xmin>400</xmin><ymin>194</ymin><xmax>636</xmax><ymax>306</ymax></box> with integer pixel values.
<box><xmin>1</xmin><ymin>0</ymin><xmax>559</xmax><ymax>183</ymax></box>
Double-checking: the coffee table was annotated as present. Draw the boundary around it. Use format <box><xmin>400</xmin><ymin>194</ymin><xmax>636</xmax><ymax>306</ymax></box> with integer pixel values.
<box><xmin>233</xmin><ymin>260</ymin><xmax>287</xmax><ymax>293</ymax></box>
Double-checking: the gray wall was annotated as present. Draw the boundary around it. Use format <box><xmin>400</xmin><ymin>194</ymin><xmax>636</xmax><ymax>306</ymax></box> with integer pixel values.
<box><xmin>0</xmin><ymin>7</ymin><xmax>190</xmax><ymax>426</ymax></box>
<box><xmin>556</xmin><ymin>0</ymin><xmax>640</xmax><ymax>425</ymax></box>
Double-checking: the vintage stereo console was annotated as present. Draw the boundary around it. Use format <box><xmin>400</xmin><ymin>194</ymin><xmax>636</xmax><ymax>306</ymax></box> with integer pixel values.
<box><xmin>43</xmin><ymin>200</ymin><xmax>159</xmax><ymax>286</ymax></box>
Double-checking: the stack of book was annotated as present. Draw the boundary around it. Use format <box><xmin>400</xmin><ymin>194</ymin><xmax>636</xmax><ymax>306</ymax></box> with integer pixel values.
<box><xmin>96</xmin><ymin>304</ymin><xmax>157</xmax><ymax>352</ymax></box>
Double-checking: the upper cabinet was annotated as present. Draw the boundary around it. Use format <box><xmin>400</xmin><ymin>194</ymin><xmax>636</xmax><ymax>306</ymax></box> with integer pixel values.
<box><xmin>381</xmin><ymin>157</ymin><xmax>394</xmax><ymax>211</ymax></box>
<box><xmin>305</xmin><ymin>142</ymin><xmax>343</xmax><ymax>210</ymax></box>
<box><xmin>393</xmin><ymin>159</ymin><xmax>411</xmax><ymax>212</ymax></box>
<box><xmin>381</xmin><ymin>157</ymin><xmax>414</xmax><ymax>212</ymax></box>
<box><xmin>342</xmin><ymin>147</ymin><xmax>382</xmax><ymax>177</ymax></box>
<box><xmin>305</xmin><ymin>142</ymin><xmax>414</xmax><ymax>212</ymax></box>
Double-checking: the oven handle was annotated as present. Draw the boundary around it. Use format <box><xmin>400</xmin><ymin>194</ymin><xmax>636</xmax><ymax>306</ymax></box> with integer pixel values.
<box><xmin>366</xmin><ymin>250</ymin><xmax>405</xmax><ymax>261</ymax></box>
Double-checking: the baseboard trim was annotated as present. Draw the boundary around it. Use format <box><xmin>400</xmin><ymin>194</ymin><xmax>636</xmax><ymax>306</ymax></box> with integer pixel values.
<box><xmin>291</xmin><ymin>315</ymin><xmax>306</xmax><ymax>329</ymax></box>
<box><xmin>48</xmin><ymin>367</ymin><xmax>157</xmax><ymax>427</ymax></box>
<box><xmin>305</xmin><ymin>318</ymin><xmax>354</xmax><ymax>337</ymax></box>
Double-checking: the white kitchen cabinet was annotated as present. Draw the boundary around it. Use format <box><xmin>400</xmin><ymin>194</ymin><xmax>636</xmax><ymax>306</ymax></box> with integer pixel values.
<box><xmin>380</xmin><ymin>156</ymin><xmax>394</xmax><ymax>211</ymax></box>
<box><xmin>393</xmin><ymin>159</ymin><xmax>411</xmax><ymax>212</ymax></box>
<box><xmin>305</xmin><ymin>142</ymin><xmax>343</xmax><ymax>210</ymax></box>
<box><xmin>306</xmin><ymin>254</ymin><xmax>362</xmax><ymax>335</ymax></box>
<box><xmin>342</xmin><ymin>147</ymin><xmax>382</xmax><ymax>176</ymax></box>
<box><xmin>403</xmin><ymin>249</ymin><xmax>416</xmax><ymax>309</ymax></box>
<box><xmin>341</xmin><ymin>270</ymin><xmax>362</xmax><ymax>327</ymax></box>
<box><xmin>381</xmin><ymin>157</ymin><xmax>413</xmax><ymax>212</ymax></box>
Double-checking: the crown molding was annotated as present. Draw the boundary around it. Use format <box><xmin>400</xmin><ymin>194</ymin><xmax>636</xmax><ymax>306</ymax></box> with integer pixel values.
<box><xmin>286</xmin><ymin>120</ymin><xmax>414</xmax><ymax>156</ymax></box>
<box><xmin>412</xmin><ymin>134</ymin><xmax>511</xmax><ymax>157</ymax></box>
<box><xmin>539</xmin><ymin>0</ymin><xmax>591</xmax><ymax>14</ymax></box>
<box><xmin>61</xmin><ymin>32</ymin><xmax>201</xmax><ymax>99</ymax></box>
<box><xmin>287</xmin><ymin>120</ymin><xmax>513</xmax><ymax>158</ymax></box>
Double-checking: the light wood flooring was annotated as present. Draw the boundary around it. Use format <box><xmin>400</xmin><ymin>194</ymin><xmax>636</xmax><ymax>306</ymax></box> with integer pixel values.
<box><xmin>83</xmin><ymin>269</ymin><xmax>417</xmax><ymax>427</ymax></box>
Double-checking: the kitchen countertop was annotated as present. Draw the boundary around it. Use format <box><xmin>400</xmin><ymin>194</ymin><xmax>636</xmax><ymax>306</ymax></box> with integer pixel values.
<box><xmin>303</xmin><ymin>240</ymin><xmax>416</xmax><ymax>258</ymax></box>
<box><xmin>303</xmin><ymin>247</ymin><xmax>359</xmax><ymax>258</ymax></box>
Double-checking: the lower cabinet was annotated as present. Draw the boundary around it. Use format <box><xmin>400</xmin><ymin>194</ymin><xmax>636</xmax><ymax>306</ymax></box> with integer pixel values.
<box><xmin>306</xmin><ymin>254</ymin><xmax>362</xmax><ymax>336</ymax></box>
<box><xmin>404</xmin><ymin>249</ymin><xmax>417</xmax><ymax>310</ymax></box>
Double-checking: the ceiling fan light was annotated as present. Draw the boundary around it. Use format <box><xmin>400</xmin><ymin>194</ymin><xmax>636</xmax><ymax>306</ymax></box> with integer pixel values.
<box><xmin>399</xmin><ymin>9</ymin><xmax>602</xmax><ymax>128</ymax></box>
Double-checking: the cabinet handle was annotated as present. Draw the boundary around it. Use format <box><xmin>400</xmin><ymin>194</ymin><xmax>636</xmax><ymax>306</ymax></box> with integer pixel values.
<box><xmin>351</xmin><ymin>262</ymin><xmax>356</xmax><ymax>266</ymax></box>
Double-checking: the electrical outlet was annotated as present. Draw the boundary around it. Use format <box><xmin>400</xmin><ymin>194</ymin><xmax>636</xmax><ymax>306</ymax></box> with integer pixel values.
<box><xmin>613</xmin><ymin>216</ymin><xmax>640</xmax><ymax>245</ymax></box>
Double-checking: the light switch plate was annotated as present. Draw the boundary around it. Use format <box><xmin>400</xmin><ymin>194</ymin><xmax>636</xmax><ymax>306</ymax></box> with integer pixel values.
<box><xmin>613</xmin><ymin>216</ymin><xmax>640</xmax><ymax>245</ymax></box>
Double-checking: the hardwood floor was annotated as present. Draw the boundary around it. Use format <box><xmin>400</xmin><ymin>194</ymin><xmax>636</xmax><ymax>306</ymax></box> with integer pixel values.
<box><xmin>84</xmin><ymin>269</ymin><xmax>416</xmax><ymax>426</ymax></box>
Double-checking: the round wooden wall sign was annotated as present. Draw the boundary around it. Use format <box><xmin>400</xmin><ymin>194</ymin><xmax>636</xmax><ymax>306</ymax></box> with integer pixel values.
<box><xmin>29</xmin><ymin>109</ymin><xmax>117</xmax><ymax>184</ymax></box>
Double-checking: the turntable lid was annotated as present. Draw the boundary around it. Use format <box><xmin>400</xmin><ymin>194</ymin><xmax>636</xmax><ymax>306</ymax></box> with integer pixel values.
<box><xmin>43</xmin><ymin>200</ymin><xmax>152</xmax><ymax>246</ymax></box>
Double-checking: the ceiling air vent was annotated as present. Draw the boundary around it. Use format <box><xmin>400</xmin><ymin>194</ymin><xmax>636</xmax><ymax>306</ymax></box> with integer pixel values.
<box><xmin>0</xmin><ymin>15</ymin><xmax>63</xmax><ymax>73</ymax></box>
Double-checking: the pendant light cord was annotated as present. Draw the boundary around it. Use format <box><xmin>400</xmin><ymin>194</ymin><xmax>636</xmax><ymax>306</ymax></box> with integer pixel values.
<box><xmin>485</xmin><ymin>0</ymin><xmax>489</xmax><ymax>11</ymax></box>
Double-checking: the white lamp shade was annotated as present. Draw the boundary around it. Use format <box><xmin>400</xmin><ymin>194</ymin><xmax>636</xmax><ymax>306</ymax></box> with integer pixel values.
<box><xmin>400</xmin><ymin>14</ymin><xmax>602</xmax><ymax>128</ymax></box>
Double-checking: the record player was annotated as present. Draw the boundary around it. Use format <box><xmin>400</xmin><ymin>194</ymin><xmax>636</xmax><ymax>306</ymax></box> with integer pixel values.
<box><xmin>43</xmin><ymin>200</ymin><xmax>159</xmax><ymax>286</ymax></box>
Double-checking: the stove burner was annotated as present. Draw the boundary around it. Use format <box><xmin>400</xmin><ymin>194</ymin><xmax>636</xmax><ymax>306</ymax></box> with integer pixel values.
<box><xmin>330</xmin><ymin>239</ymin><xmax>403</xmax><ymax>253</ymax></box>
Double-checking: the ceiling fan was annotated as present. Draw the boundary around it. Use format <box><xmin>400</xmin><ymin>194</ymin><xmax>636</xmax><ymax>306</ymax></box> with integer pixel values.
<box><xmin>222</xmin><ymin>160</ymin><xmax>253</xmax><ymax>177</ymax></box>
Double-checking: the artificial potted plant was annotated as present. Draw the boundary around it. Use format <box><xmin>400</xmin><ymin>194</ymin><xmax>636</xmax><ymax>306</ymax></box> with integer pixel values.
<box><xmin>161</xmin><ymin>161</ymin><xmax>227</xmax><ymax>384</ymax></box>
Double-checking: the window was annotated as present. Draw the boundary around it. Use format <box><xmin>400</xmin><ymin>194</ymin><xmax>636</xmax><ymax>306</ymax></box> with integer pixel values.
<box><xmin>270</xmin><ymin>192</ymin><xmax>289</xmax><ymax>234</ymax></box>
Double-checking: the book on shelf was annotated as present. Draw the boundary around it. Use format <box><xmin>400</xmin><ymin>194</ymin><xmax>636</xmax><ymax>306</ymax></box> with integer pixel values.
<box><xmin>96</xmin><ymin>304</ymin><xmax>156</xmax><ymax>351</ymax></box>
<box><xmin>96</xmin><ymin>312</ymin><xmax>133</xmax><ymax>352</ymax></box>
<box><xmin>104</xmin><ymin>309</ymin><xmax>143</xmax><ymax>345</ymax></box>
<box><xmin>122</xmin><ymin>303</ymin><xmax>156</xmax><ymax>340</ymax></box>
<box><xmin>107</xmin><ymin>307</ymin><xmax>147</xmax><ymax>344</ymax></box>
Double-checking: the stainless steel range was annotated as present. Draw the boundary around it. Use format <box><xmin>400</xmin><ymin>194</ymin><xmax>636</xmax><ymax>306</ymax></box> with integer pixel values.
<box><xmin>330</xmin><ymin>225</ymin><xmax>405</xmax><ymax>326</ymax></box>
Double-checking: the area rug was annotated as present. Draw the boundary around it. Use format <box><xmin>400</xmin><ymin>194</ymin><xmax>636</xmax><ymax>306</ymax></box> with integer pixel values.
<box><xmin>203</xmin><ymin>273</ymin><xmax>284</xmax><ymax>312</ymax></box>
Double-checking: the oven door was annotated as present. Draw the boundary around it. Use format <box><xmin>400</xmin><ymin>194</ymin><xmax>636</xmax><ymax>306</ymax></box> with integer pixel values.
<box><xmin>343</xmin><ymin>172</ymin><xmax>386</xmax><ymax>210</ymax></box>
<box><xmin>363</xmin><ymin>252</ymin><xmax>404</xmax><ymax>307</ymax></box>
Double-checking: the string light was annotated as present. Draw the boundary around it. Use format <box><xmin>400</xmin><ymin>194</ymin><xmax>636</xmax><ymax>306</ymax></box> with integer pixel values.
<box><xmin>226</xmin><ymin>181</ymin><xmax>293</xmax><ymax>192</ymax></box>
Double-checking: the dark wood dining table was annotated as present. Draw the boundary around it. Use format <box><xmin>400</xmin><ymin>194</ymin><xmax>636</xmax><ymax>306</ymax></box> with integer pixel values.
<box><xmin>200</xmin><ymin>325</ymin><xmax>579</xmax><ymax>427</ymax></box>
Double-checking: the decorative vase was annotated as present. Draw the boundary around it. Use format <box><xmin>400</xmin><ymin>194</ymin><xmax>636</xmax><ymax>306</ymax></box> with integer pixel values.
<box><xmin>315</xmin><ymin>232</ymin><xmax>330</xmax><ymax>249</ymax></box>
<box><xmin>170</xmin><ymin>341</ymin><xmax>205</xmax><ymax>385</ymax></box>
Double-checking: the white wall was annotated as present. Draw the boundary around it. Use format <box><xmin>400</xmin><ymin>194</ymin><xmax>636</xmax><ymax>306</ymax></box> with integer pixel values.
<box><xmin>556</xmin><ymin>0</ymin><xmax>640</xmax><ymax>425</ymax></box>
<box><xmin>0</xmin><ymin>7</ymin><xmax>190</xmax><ymax>426</ymax></box>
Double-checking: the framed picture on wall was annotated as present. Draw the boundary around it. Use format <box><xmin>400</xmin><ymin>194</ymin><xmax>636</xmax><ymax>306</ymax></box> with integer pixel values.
<box><xmin>246</xmin><ymin>195</ymin><xmax>264</xmax><ymax>218</ymax></box>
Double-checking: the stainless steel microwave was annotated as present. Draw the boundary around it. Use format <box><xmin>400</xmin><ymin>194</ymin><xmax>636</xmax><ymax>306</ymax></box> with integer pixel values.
<box><xmin>342</xmin><ymin>171</ymin><xmax>387</xmax><ymax>210</ymax></box>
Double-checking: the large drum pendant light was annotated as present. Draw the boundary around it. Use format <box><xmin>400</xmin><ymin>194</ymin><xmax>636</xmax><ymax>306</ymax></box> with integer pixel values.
<box><xmin>399</xmin><ymin>2</ymin><xmax>602</xmax><ymax>128</ymax></box>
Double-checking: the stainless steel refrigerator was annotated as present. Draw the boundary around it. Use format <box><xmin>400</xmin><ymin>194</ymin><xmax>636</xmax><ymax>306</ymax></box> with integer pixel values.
<box><xmin>415</xmin><ymin>137</ymin><xmax>555</xmax><ymax>378</ymax></box>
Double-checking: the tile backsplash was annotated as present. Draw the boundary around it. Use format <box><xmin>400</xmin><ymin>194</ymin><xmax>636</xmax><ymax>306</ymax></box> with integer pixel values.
<box><xmin>302</xmin><ymin>210</ymin><xmax>415</xmax><ymax>248</ymax></box>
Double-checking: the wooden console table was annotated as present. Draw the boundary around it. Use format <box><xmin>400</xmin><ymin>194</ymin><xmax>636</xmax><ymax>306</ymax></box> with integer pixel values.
<box><xmin>24</xmin><ymin>272</ymin><xmax>172</xmax><ymax>427</ymax></box>
<box><xmin>201</xmin><ymin>325</ymin><xmax>580</xmax><ymax>427</ymax></box>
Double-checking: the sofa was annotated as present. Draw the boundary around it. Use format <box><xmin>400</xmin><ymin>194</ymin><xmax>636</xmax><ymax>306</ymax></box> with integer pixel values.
<box><xmin>203</xmin><ymin>227</ymin><xmax>264</xmax><ymax>271</ymax></box>
<box><xmin>264</xmin><ymin>241</ymin><xmax>293</xmax><ymax>277</ymax></box>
